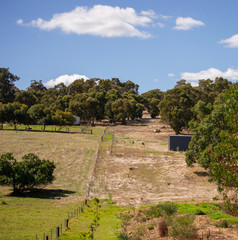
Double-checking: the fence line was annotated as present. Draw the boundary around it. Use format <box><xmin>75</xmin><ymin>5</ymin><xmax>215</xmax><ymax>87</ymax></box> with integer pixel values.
<box><xmin>86</xmin><ymin>126</ymin><xmax>107</xmax><ymax>198</ymax></box>
<box><xmin>110</xmin><ymin>130</ymin><xmax>114</xmax><ymax>156</ymax></box>
<box><xmin>34</xmin><ymin>127</ymin><xmax>108</xmax><ymax>240</ymax></box>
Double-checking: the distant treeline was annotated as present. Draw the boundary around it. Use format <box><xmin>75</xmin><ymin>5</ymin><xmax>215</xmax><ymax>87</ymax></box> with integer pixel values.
<box><xmin>0</xmin><ymin>67</ymin><xmax>233</xmax><ymax>133</ymax></box>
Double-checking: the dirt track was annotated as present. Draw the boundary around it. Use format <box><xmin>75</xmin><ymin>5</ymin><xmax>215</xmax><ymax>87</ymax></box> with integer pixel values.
<box><xmin>91</xmin><ymin>113</ymin><xmax>219</xmax><ymax>206</ymax></box>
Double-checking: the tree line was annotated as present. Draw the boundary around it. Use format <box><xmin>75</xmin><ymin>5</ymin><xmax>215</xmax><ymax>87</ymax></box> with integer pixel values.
<box><xmin>0</xmin><ymin>68</ymin><xmax>234</xmax><ymax>131</ymax></box>
<box><xmin>0</xmin><ymin>68</ymin><xmax>164</xmax><ymax>128</ymax></box>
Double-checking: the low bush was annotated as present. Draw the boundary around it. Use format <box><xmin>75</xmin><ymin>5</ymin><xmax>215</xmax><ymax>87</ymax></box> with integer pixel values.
<box><xmin>215</xmin><ymin>219</ymin><xmax>232</xmax><ymax>228</ymax></box>
<box><xmin>145</xmin><ymin>202</ymin><xmax>178</xmax><ymax>219</ymax></box>
<box><xmin>166</xmin><ymin>214</ymin><xmax>197</xmax><ymax>239</ymax></box>
<box><xmin>158</xmin><ymin>219</ymin><xmax>168</xmax><ymax>237</ymax></box>
<box><xmin>117</xmin><ymin>232</ymin><xmax>132</xmax><ymax>240</ymax></box>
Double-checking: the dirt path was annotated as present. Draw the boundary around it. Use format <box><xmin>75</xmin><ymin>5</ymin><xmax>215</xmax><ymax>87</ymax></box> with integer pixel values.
<box><xmin>91</xmin><ymin>113</ymin><xmax>219</xmax><ymax>206</ymax></box>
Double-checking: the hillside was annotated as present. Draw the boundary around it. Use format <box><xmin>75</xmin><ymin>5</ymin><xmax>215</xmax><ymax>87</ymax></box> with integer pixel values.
<box><xmin>91</xmin><ymin>112</ymin><xmax>218</xmax><ymax>206</ymax></box>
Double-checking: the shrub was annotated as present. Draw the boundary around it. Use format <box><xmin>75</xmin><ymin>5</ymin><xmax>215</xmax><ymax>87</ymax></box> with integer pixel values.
<box><xmin>168</xmin><ymin>214</ymin><xmax>197</xmax><ymax>239</ymax></box>
<box><xmin>145</xmin><ymin>202</ymin><xmax>178</xmax><ymax>219</ymax></box>
<box><xmin>117</xmin><ymin>232</ymin><xmax>132</xmax><ymax>240</ymax></box>
<box><xmin>215</xmin><ymin>219</ymin><xmax>232</xmax><ymax>228</ymax></box>
<box><xmin>159</xmin><ymin>202</ymin><xmax>178</xmax><ymax>216</ymax></box>
<box><xmin>145</xmin><ymin>205</ymin><xmax>163</xmax><ymax>219</ymax></box>
<box><xmin>117</xmin><ymin>212</ymin><xmax>133</xmax><ymax>226</ymax></box>
<box><xmin>0</xmin><ymin>152</ymin><xmax>55</xmax><ymax>193</ymax></box>
<box><xmin>158</xmin><ymin>219</ymin><xmax>168</xmax><ymax>237</ymax></box>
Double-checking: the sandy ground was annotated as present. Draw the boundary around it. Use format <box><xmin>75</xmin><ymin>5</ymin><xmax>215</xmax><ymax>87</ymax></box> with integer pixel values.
<box><xmin>91</xmin><ymin>113</ymin><xmax>219</xmax><ymax>206</ymax></box>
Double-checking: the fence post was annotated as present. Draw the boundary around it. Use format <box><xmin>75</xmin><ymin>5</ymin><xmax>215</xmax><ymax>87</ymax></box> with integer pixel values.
<box><xmin>43</xmin><ymin>233</ymin><xmax>45</xmax><ymax>240</ymax></box>
<box><xmin>36</xmin><ymin>235</ymin><xmax>38</xmax><ymax>240</ymax></box>
<box><xmin>50</xmin><ymin>229</ymin><xmax>53</xmax><ymax>240</ymax></box>
<box><xmin>61</xmin><ymin>224</ymin><xmax>62</xmax><ymax>234</ymax></box>
<box><xmin>66</xmin><ymin>218</ymin><xmax>69</xmax><ymax>228</ymax></box>
<box><xmin>56</xmin><ymin>227</ymin><xmax>60</xmax><ymax>238</ymax></box>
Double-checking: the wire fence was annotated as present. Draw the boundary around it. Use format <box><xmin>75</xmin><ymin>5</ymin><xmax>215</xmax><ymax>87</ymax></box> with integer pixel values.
<box><xmin>110</xmin><ymin>130</ymin><xmax>114</xmax><ymax>156</ymax></box>
<box><xmin>34</xmin><ymin>127</ymin><xmax>107</xmax><ymax>240</ymax></box>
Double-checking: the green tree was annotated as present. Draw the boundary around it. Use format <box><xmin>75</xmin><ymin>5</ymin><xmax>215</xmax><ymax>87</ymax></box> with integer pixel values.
<box><xmin>0</xmin><ymin>153</ymin><xmax>55</xmax><ymax>193</ymax></box>
<box><xmin>67</xmin><ymin>79</ymin><xmax>86</xmax><ymax>96</ymax></box>
<box><xmin>202</xmin><ymin>84</ymin><xmax>238</xmax><ymax>184</ymax></box>
<box><xmin>0</xmin><ymin>68</ymin><xmax>19</xmax><ymax>103</ymax></box>
<box><xmin>159</xmin><ymin>83</ymin><xmax>197</xmax><ymax>134</ymax></box>
<box><xmin>41</xmin><ymin>88</ymin><xmax>58</xmax><ymax>108</ymax></box>
<box><xmin>186</xmin><ymin>83</ymin><xmax>238</xmax><ymax>210</ymax></box>
<box><xmin>51</xmin><ymin>95</ymin><xmax>72</xmax><ymax>112</ymax></box>
<box><xmin>142</xmin><ymin>89</ymin><xmax>164</xmax><ymax>118</ymax></box>
<box><xmin>0</xmin><ymin>102</ymin><xmax>6</xmax><ymax>129</ymax></box>
<box><xmin>0</xmin><ymin>102</ymin><xmax>29</xmax><ymax>129</ymax></box>
<box><xmin>197</xmin><ymin>78</ymin><xmax>231</xmax><ymax>104</ymax></box>
<box><xmin>69</xmin><ymin>92</ymin><xmax>104</xmax><ymax>125</ymax></box>
<box><xmin>15</xmin><ymin>90</ymin><xmax>38</xmax><ymax>107</ymax></box>
<box><xmin>28</xmin><ymin>104</ymin><xmax>45</xmax><ymax>125</ymax></box>
<box><xmin>52</xmin><ymin>110</ymin><xmax>75</xmax><ymax>130</ymax></box>
<box><xmin>54</xmin><ymin>82</ymin><xmax>67</xmax><ymax>96</ymax></box>
<box><xmin>148</xmin><ymin>98</ymin><xmax>161</xmax><ymax>118</ymax></box>
<box><xmin>27</xmin><ymin>80</ymin><xmax>47</xmax><ymax>102</ymax></box>
<box><xmin>111</xmin><ymin>98</ymin><xmax>129</xmax><ymax>124</ymax></box>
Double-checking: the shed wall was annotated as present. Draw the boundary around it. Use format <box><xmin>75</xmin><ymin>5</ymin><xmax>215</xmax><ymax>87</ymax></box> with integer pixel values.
<box><xmin>168</xmin><ymin>135</ymin><xmax>193</xmax><ymax>151</ymax></box>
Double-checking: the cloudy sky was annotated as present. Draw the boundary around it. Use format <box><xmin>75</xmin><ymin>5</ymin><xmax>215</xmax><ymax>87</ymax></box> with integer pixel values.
<box><xmin>1</xmin><ymin>0</ymin><xmax>238</xmax><ymax>93</ymax></box>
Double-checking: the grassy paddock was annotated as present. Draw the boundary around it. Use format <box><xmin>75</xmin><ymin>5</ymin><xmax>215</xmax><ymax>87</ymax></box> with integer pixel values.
<box><xmin>0</xmin><ymin>126</ymin><xmax>106</xmax><ymax>240</ymax></box>
<box><xmin>59</xmin><ymin>199</ymin><xmax>127</xmax><ymax>240</ymax></box>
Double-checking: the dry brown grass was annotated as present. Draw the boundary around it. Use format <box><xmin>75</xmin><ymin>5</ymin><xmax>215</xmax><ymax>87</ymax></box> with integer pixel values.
<box><xmin>90</xmin><ymin>113</ymin><xmax>219</xmax><ymax>206</ymax></box>
<box><xmin>0</xmin><ymin>129</ymin><xmax>104</xmax><ymax>202</ymax></box>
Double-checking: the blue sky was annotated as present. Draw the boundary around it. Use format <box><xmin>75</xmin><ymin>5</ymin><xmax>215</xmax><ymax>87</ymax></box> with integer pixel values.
<box><xmin>1</xmin><ymin>0</ymin><xmax>238</xmax><ymax>93</ymax></box>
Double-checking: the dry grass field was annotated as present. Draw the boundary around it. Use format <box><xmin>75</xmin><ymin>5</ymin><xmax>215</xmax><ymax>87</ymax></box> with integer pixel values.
<box><xmin>0</xmin><ymin>127</ymin><xmax>105</xmax><ymax>201</ymax></box>
<box><xmin>91</xmin><ymin>113</ymin><xmax>219</xmax><ymax>206</ymax></box>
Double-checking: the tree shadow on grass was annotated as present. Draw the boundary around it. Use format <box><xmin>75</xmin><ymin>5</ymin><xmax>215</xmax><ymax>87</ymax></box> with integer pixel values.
<box><xmin>8</xmin><ymin>188</ymin><xmax>76</xmax><ymax>199</ymax></box>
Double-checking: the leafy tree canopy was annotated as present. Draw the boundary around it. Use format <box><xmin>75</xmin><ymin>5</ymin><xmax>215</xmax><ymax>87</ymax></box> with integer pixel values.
<box><xmin>159</xmin><ymin>82</ymin><xmax>197</xmax><ymax>134</ymax></box>
<box><xmin>0</xmin><ymin>68</ymin><xmax>19</xmax><ymax>104</ymax></box>
<box><xmin>0</xmin><ymin>153</ymin><xmax>55</xmax><ymax>193</ymax></box>
<box><xmin>186</xmin><ymin>83</ymin><xmax>238</xmax><ymax>206</ymax></box>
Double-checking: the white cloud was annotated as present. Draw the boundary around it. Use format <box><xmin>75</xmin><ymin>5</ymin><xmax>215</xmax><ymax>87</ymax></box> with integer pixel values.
<box><xmin>157</xmin><ymin>22</ymin><xmax>165</xmax><ymax>28</ymax></box>
<box><xmin>17</xmin><ymin>5</ymin><xmax>155</xmax><ymax>38</ymax></box>
<box><xmin>159</xmin><ymin>14</ymin><xmax>172</xmax><ymax>21</ymax></box>
<box><xmin>174</xmin><ymin>17</ymin><xmax>204</xmax><ymax>30</ymax></box>
<box><xmin>168</xmin><ymin>73</ymin><xmax>175</xmax><ymax>77</ymax></box>
<box><xmin>181</xmin><ymin>67</ymin><xmax>238</xmax><ymax>82</ymax></box>
<box><xmin>154</xmin><ymin>78</ymin><xmax>159</xmax><ymax>82</ymax></box>
<box><xmin>44</xmin><ymin>74</ymin><xmax>89</xmax><ymax>87</ymax></box>
<box><xmin>16</xmin><ymin>19</ymin><xmax>23</xmax><ymax>25</ymax></box>
<box><xmin>219</xmin><ymin>34</ymin><xmax>238</xmax><ymax>48</ymax></box>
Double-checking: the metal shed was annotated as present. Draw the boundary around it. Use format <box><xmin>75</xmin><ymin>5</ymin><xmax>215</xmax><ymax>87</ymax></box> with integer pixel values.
<box><xmin>168</xmin><ymin>135</ymin><xmax>193</xmax><ymax>151</ymax></box>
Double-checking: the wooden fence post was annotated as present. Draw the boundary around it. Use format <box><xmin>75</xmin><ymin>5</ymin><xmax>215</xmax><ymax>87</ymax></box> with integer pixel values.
<box><xmin>56</xmin><ymin>227</ymin><xmax>60</xmax><ymax>238</ymax></box>
<box><xmin>66</xmin><ymin>218</ymin><xmax>69</xmax><ymax>228</ymax></box>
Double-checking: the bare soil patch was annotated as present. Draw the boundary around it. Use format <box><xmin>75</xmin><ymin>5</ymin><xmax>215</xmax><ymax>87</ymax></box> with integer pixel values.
<box><xmin>91</xmin><ymin>113</ymin><xmax>219</xmax><ymax>206</ymax></box>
